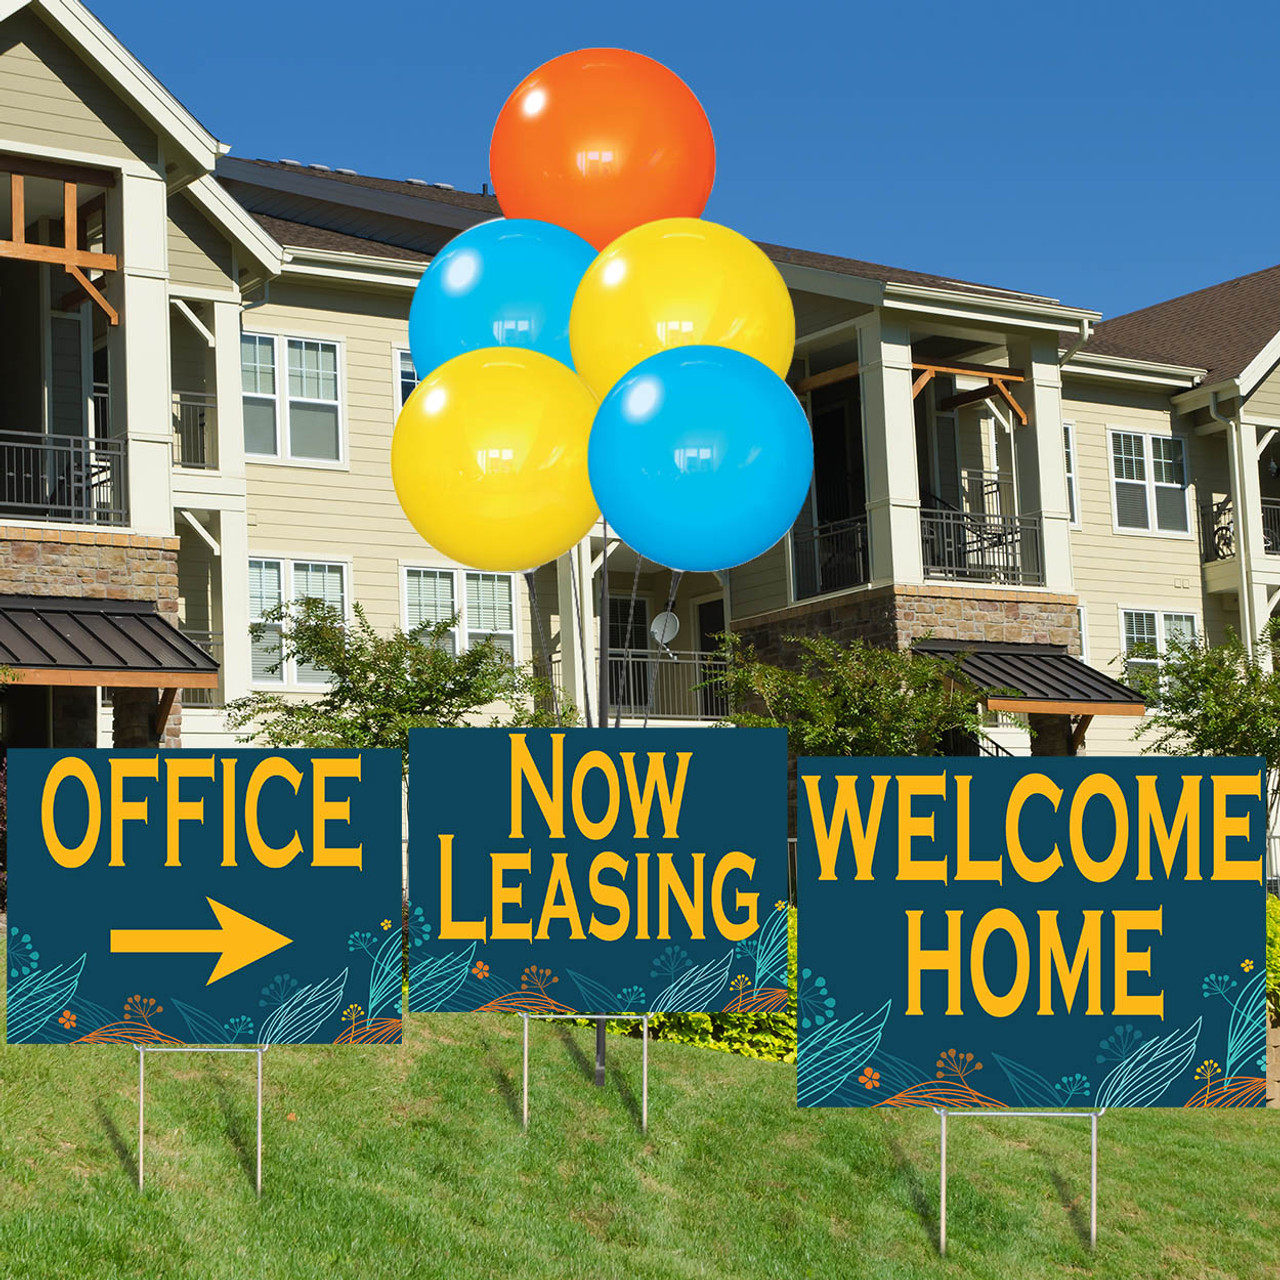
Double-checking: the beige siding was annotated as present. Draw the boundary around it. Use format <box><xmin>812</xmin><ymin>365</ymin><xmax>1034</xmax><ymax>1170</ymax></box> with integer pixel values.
<box><xmin>1246</xmin><ymin>360</ymin><xmax>1280</xmax><ymax>420</ymax></box>
<box><xmin>241</xmin><ymin>280</ymin><xmax>532</xmax><ymax>661</ymax></box>
<box><xmin>0</xmin><ymin>11</ymin><xmax>156</xmax><ymax>163</ymax></box>
<box><xmin>167</xmin><ymin>193</ymin><xmax>234</xmax><ymax>290</ymax></box>
<box><xmin>729</xmin><ymin>540</ymin><xmax>789</xmax><ymax>621</ymax></box>
<box><xmin>1063</xmin><ymin>377</ymin><xmax>1235</xmax><ymax>755</ymax></box>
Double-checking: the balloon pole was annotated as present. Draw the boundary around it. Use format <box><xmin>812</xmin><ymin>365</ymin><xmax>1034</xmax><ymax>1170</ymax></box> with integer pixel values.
<box><xmin>596</xmin><ymin>520</ymin><xmax>610</xmax><ymax>1085</ymax></box>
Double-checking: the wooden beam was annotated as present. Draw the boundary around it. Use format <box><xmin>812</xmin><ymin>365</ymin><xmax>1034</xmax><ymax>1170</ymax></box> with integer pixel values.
<box><xmin>7</xmin><ymin>667</ymin><xmax>217</xmax><ymax>688</ymax></box>
<box><xmin>911</xmin><ymin>367</ymin><xmax>935</xmax><ymax>399</ymax></box>
<box><xmin>794</xmin><ymin>361</ymin><xmax>860</xmax><ymax>395</ymax></box>
<box><xmin>9</xmin><ymin>173</ymin><xmax>23</xmax><ymax>244</ymax></box>
<box><xmin>63</xmin><ymin>180</ymin><xmax>77</xmax><ymax>252</ymax></box>
<box><xmin>0</xmin><ymin>240</ymin><xmax>117</xmax><ymax>270</ymax></box>
<box><xmin>992</xmin><ymin>377</ymin><xmax>1028</xmax><ymax>426</ymax></box>
<box><xmin>986</xmin><ymin>696</ymin><xmax>1145</xmax><ymax>717</ymax></box>
<box><xmin>63</xmin><ymin>264</ymin><xmax>118</xmax><ymax>325</ymax></box>
<box><xmin>912</xmin><ymin>359</ymin><xmax>1025</xmax><ymax>383</ymax></box>
<box><xmin>154</xmin><ymin>686</ymin><xmax>178</xmax><ymax>738</ymax></box>
<box><xmin>0</xmin><ymin>153</ymin><xmax>117</xmax><ymax>188</ymax></box>
<box><xmin>938</xmin><ymin>383</ymin><xmax>1001</xmax><ymax>413</ymax></box>
<box><xmin>1070</xmin><ymin>714</ymin><xmax>1094</xmax><ymax>752</ymax></box>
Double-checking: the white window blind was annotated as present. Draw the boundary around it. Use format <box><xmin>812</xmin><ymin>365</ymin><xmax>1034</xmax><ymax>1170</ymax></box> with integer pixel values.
<box><xmin>1111</xmin><ymin>431</ymin><xmax>1188</xmax><ymax>533</ymax></box>
<box><xmin>405</xmin><ymin>567</ymin><xmax>458</xmax><ymax>655</ymax></box>
<box><xmin>292</xmin><ymin>561</ymin><xmax>345</xmax><ymax>684</ymax></box>
<box><xmin>248</xmin><ymin>558</ymin><xmax>283</xmax><ymax>682</ymax></box>
<box><xmin>466</xmin><ymin>572</ymin><xmax>515</xmax><ymax>659</ymax></box>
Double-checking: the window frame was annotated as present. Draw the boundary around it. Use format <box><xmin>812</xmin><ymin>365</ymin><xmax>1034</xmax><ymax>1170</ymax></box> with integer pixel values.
<box><xmin>241</xmin><ymin>329</ymin><xmax>348</xmax><ymax>469</ymax></box>
<box><xmin>401</xmin><ymin>563</ymin><xmax>520</xmax><ymax>664</ymax></box>
<box><xmin>248</xmin><ymin>553</ymin><xmax>352</xmax><ymax>688</ymax></box>
<box><xmin>1063</xmin><ymin>421</ymin><xmax>1081</xmax><ymax>529</ymax></box>
<box><xmin>1118</xmin><ymin>605</ymin><xmax>1199</xmax><ymax>693</ymax></box>
<box><xmin>1106</xmin><ymin>427</ymin><xmax>1192</xmax><ymax>539</ymax></box>
<box><xmin>393</xmin><ymin>345</ymin><xmax>418</xmax><ymax>410</ymax></box>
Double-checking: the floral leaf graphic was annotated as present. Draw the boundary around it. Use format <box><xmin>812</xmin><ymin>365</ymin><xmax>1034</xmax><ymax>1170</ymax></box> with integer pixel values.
<box><xmin>1225</xmin><ymin>969</ymin><xmax>1266</xmax><ymax>1080</ymax></box>
<box><xmin>992</xmin><ymin>1054</ymin><xmax>1059</xmax><ymax>1108</ymax></box>
<box><xmin>259</xmin><ymin>970</ymin><xmax>347</xmax><ymax>1044</ymax></box>
<box><xmin>798</xmin><ymin>1001</ymin><xmax>892</xmax><ymax>1107</ymax></box>
<box><xmin>368</xmin><ymin>929</ymin><xmax>405</xmax><ymax>1019</ymax></box>
<box><xmin>7</xmin><ymin>955</ymin><xmax>86</xmax><ymax>1043</ymax></box>
<box><xmin>649</xmin><ymin>950</ymin><xmax>734</xmax><ymax>1013</ymax></box>
<box><xmin>752</xmin><ymin>908</ymin><xmax>789</xmax><ymax>990</ymax></box>
<box><xmin>568</xmin><ymin>969</ymin><xmax>617</xmax><ymax>1014</ymax></box>
<box><xmin>1095</xmin><ymin>1018</ymin><xmax>1201</xmax><ymax>1108</ymax></box>
<box><xmin>170</xmin><ymin>997</ymin><xmax>229</xmax><ymax>1045</ymax></box>
<box><xmin>408</xmin><ymin>945</ymin><xmax>476</xmax><ymax>1012</ymax></box>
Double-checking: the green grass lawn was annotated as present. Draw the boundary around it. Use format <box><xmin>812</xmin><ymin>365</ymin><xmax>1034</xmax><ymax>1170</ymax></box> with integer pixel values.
<box><xmin>2</xmin><ymin>941</ymin><xmax>1278</xmax><ymax>1279</ymax></box>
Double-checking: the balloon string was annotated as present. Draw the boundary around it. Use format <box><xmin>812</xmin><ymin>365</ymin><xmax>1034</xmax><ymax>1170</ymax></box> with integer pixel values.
<box><xmin>523</xmin><ymin>569</ymin><xmax>561</xmax><ymax>728</ymax></box>
<box><xmin>643</xmin><ymin>569</ymin><xmax>682</xmax><ymax>729</ymax></box>
<box><xmin>569</xmin><ymin>550</ymin><xmax>594</xmax><ymax>728</ymax></box>
<box><xmin>615</xmin><ymin>551</ymin><xmax>645</xmax><ymax>730</ymax></box>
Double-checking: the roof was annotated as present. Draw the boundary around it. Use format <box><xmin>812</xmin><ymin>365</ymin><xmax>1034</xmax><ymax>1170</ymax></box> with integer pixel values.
<box><xmin>250</xmin><ymin>213</ymin><xmax>432</xmax><ymax>265</ymax></box>
<box><xmin>912</xmin><ymin>639</ymin><xmax>1145</xmax><ymax>716</ymax></box>
<box><xmin>0</xmin><ymin>596</ymin><xmax>219</xmax><ymax>687</ymax></box>
<box><xmin>1079</xmin><ymin>262</ymin><xmax>1280</xmax><ymax>386</ymax></box>
<box><xmin>227</xmin><ymin>160</ymin><xmax>1068</xmax><ymax>306</ymax></box>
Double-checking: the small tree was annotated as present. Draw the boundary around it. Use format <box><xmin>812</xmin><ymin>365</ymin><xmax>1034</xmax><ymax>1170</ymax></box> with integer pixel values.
<box><xmin>710</xmin><ymin>633</ymin><xmax>983</xmax><ymax>756</ymax></box>
<box><xmin>225</xmin><ymin>598</ymin><xmax>565</xmax><ymax>756</ymax></box>
<box><xmin>1132</xmin><ymin>620</ymin><xmax>1280</xmax><ymax>833</ymax></box>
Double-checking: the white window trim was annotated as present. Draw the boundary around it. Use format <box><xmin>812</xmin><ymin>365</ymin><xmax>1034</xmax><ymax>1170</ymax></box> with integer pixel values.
<box><xmin>400</xmin><ymin>563</ymin><xmax>521</xmax><ymax>664</ymax></box>
<box><xmin>1063</xmin><ymin>421</ymin><xmax>1081</xmax><ymax>530</ymax></box>
<box><xmin>392</xmin><ymin>344</ymin><xmax>418</xmax><ymax>411</ymax></box>
<box><xmin>249</xmin><ymin>553</ymin><xmax>353</xmax><ymax>689</ymax></box>
<box><xmin>242</xmin><ymin>328</ymin><xmax>350</xmax><ymax>470</ymax></box>
<box><xmin>1106</xmin><ymin>426</ymin><xmax>1193</xmax><ymax>540</ymax></box>
<box><xmin>1117</xmin><ymin>603</ymin><xmax>1200</xmax><ymax>704</ymax></box>
<box><xmin>1076</xmin><ymin>603</ymin><xmax>1088</xmax><ymax>662</ymax></box>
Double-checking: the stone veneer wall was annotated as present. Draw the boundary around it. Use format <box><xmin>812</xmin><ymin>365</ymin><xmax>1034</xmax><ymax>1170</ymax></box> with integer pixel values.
<box><xmin>0</xmin><ymin>526</ymin><xmax>183</xmax><ymax>747</ymax></box>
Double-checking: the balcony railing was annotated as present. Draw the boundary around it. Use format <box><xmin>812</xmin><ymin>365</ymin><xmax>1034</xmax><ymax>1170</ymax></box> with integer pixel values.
<box><xmin>172</xmin><ymin>391</ymin><xmax>218</xmax><ymax>469</ymax></box>
<box><xmin>921</xmin><ymin>507</ymin><xmax>1044</xmax><ymax>586</ymax></box>
<box><xmin>0</xmin><ymin>429</ymin><xmax>128</xmax><ymax>526</ymax></box>
<box><xmin>539</xmin><ymin>649</ymin><xmax>729</xmax><ymax>722</ymax></box>
<box><xmin>791</xmin><ymin>514</ymin><xmax>871</xmax><ymax>600</ymax></box>
<box><xmin>1200</xmin><ymin>497</ymin><xmax>1280</xmax><ymax>562</ymax></box>
<box><xmin>180</xmin><ymin>630</ymin><xmax>224</xmax><ymax>707</ymax></box>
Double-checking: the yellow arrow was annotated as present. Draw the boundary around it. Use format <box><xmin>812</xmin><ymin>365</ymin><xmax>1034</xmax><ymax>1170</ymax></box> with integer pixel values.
<box><xmin>110</xmin><ymin>898</ymin><xmax>293</xmax><ymax>985</ymax></box>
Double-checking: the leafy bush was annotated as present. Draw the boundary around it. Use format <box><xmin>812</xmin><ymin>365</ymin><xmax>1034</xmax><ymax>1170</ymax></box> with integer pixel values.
<box><xmin>1267</xmin><ymin>894</ymin><xmax>1279</xmax><ymax>1025</ymax></box>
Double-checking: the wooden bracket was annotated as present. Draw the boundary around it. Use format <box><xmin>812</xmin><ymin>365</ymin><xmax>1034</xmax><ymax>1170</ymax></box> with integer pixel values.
<box><xmin>1071</xmin><ymin>713</ymin><xmax>1094</xmax><ymax>753</ymax></box>
<box><xmin>153</xmin><ymin>686</ymin><xmax>178</xmax><ymax>738</ymax></box>
<box><xmin>992</xmin><ymin>377</ymin><xmax>1028</xmax><ymax>426</ymax></box>
<box><xmin>911</xmin><ymin>367</ymin><xmax>935</xmax><ymax>399</ymax></box>
<box><xmin>62</xmin><ymin>263</ymin><xmax>118</xmax><ymax>325</ymax></box>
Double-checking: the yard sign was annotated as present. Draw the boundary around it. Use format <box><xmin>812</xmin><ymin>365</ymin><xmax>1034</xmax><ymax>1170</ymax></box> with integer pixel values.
<box><xmin>796</xmin><ymin>757</ymin><xmax>1268</xmax><ymax>1109</ymax></box>
<box><xmin>407</xmin><ymin>728</ymin><xmax>789</xmax><ymax>1014</ymax></box>
<box><xmin>6</xmin><ymin>749</ymin><xmax>403</xmax><ymax>1046</ymax></box>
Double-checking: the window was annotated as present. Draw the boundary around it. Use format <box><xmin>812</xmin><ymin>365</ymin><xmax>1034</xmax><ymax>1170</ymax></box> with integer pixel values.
<box><xmin>1076</xmin><ymin>604</ymin><xmax>1088</xmax><ymax>661</ymax></box>
<box><xmin>397</xmin><ymin>349</ymin><xmax>418</xmax><ymax>408</ymax></box>
<box><xmin>404</xmin><ymin>567</ymin><xmax>516</xmax><ymax>660</ymax></box>
<box><xmin>242</xmin><ymin>333</ymin><xmax>342</xmax><ymax>462</ymax></box>
<box><xmin>1122</xmin><ymin>609</ymin><xmax>1196</xmax><ymax>686</ymax></box>
<box><xmin>249</xmin><ymin>556</ymin><xmax>347</xmax><ymax>685</ymax></box>
<box><xmin>1063</xmin><ymin>423</ymin><xmax>1079</xmax><ymax>525</ymax></box>
<box><xmin>1110</xmin><ymin>430</ymin><xmax>1189</xmax><ymax>533</ymax></box>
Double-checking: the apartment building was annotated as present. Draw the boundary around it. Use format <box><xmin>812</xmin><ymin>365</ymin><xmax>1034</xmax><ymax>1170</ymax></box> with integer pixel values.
<box><xmin>2</xmin><ymin>0</ymin><xmax>1278</xmax><ymax>770</ymax></box>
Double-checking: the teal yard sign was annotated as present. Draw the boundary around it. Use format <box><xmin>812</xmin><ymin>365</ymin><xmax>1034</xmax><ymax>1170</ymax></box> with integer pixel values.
<box><xmin>5</xmin><ymin>749</ymin><xmax>403</xmax><ymax>1046</ymax></box>
<box><xmin>796</xmin><ymin>758</ymin><xmax>1269</xmax><ymax>1110</ymax></box>
<box><xmin>407</xmin><ymin>728</ymin><xmax>789</xmax><ymax>1015</ymax></box>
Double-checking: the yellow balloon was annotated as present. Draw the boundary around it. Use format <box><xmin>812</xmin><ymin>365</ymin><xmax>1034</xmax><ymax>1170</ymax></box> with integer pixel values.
<box><xmin>569</xmin><ymin>217</ymin><xmax>796</xmax><ymax>399</ymax></box>
<box><xmin>391</xmin><ymin>348</ymin><xmax>599</xmax><ymax>572</ymax></box>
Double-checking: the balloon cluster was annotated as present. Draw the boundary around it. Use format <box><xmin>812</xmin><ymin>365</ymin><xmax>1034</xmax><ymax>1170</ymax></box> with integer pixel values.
<box><xmin>391</xmin><ymin>49</ymin><xmax>814</xmax><ymax>574</ymax></box>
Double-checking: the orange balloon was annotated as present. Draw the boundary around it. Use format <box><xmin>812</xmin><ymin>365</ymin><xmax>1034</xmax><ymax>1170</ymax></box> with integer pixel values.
<box><xmin>490</xmin><ymin>49</ymin><xmax>715</xmax><ymax>251</ymax></box>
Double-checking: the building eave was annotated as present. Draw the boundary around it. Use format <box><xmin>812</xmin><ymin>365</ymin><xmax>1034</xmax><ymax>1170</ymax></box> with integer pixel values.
<box><xmin>1061</xmin><ymin>350</ymin><xmax>1205</xmax><ymax>390</ymax></box>
<box><xmin>278</xmin><ymin>247</ymin><xmax>426</xmax><ymax>291</ymax></box>
<box><xmin>184</xmin><ymin>174</ymin><xmax>285</xmax><ymax>280</ymax></box>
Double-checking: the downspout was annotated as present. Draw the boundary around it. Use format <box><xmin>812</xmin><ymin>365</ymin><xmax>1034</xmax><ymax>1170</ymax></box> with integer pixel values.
<box><xmin>1210</xmin><ymin>391</ymin><xmax>1254</xmax><ymax>654</ymax></box>
<box><xmin>1058</xmin><ymin>317</ymin><xmax>1092</xmax><ymax>367</ymax></box>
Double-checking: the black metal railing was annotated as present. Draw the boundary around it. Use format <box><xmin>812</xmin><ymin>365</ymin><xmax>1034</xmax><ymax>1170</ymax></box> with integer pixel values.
<box><xmin>92</xmin><ymin>382</ymin><xmax>110</xmax><ymax>439</ymax></box>
<box><xmin>791</xmin><ymin>514</ymin><xmax>871</xmax><ymax>600</ymax></box>
<box><xmin>921</xmin><ymin>508</ymin><xmax>1043</xmax><ymax>586</ymax></box>
<box><xmin>180</xmin><ymin>630</ymin><xmax>223</xmax><ymax>707</ymax></box>
<box><xmin>538</xmin><ymin>649</ymin><xmax>729</xmax><ymax>721</ymax></box>
<box><xmin>1198</xmin><ymin>497</ymin><xmax>1280</xmax><ymax>562</ymax></box>
<box><xmin>172</xmin><ymin>391</ymin><xmax>218</xmax><ymax>469</ymax></box>
<box><xmin>0</xmin><ymin>430</ymin><xmax>128</xmax><ymax>526</ymax></box>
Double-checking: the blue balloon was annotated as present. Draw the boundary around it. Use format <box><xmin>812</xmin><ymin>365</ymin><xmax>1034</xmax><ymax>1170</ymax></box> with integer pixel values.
<box><xmin>408</xmin><ymin>218</ymin><xmax>596</xmax><ymax>379</ymax></box>
<box><xmin>589</xmin><ymin>346</ymin><xmax>813</xmax><ymax>572</ymax></box>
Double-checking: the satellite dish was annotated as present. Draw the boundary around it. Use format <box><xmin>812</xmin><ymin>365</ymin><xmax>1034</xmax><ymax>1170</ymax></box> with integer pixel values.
<box><xmin>650</xmin><ymin>611</ymin><xmax>680</xmax><ymax>645</ymax></box>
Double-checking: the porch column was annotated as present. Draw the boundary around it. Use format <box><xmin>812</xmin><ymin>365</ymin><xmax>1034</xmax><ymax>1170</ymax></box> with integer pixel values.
<box><xmin>1007</xmin><ymin>336</ymin><xmax>1073</xmax><ymax>591</ymax></box>
<box><xmin>857</xmin><ymin>312</ymin><xmax>923</xmax><ymax>584</ymax></box>
<box><xmin>1236</xmin><ymin>420</ymin><xmax>1267</xmax><ymax>643</ymax></box>
<box><xmin>555</xmin><ymin>550</ymin><xmax>587</xmax><ymax>719</ymax></box>
<box><xmin>113</xmin><ymin>170</ymin><xmax>174</xmax><ymax>537</ymax></box>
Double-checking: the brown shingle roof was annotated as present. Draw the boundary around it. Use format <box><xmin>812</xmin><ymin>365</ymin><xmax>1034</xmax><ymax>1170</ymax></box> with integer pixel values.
<box><xmin>1079</xmin><ymin>263</ymin><xmax>1280</xmax><ymax>383</ymax></box>
<box><xmin>251</xmin><ymin>213</ymin><xmax>432</xmax><ymax>265</ymax></box>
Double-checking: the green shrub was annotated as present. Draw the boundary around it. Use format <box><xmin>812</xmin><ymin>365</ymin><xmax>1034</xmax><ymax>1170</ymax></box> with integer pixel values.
<box><xmin>1267</xmin><ymin>894</ymin><xmax>1279</xmax><ymax>1025</ymax></box>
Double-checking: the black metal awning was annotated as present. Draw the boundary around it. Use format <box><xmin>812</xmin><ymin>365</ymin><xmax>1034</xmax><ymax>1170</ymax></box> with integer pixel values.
<box><xmin>912</xmin><ymin>639</ymin><xmax>1145</xmax><ymax>717</ymax></box>
<box><xmin>0</xmin><ymin>595</ymin><xmax>218</xmax><ymax>688</ymax></box>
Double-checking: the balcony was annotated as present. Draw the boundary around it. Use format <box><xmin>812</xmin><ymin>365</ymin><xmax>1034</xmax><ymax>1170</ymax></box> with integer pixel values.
<box><xmin>921</xmin><ymin>506</ymin><xmax>1044</xmax><ymax>586</ymax></box>
<box><xmin>180</xmin><ymin>630</ymin><xmax>224</xmax><ymax>707</ymax></box>
<box><xmin>792</xmin><ymin>515</ymin><xmax>871</xmax><ymax>600</ymax></box>
<box><xmin>540</xmin><ymin>649</ymin><xmax>729</xmax><ymax>722</ymax></box>
<box><xmin>172</xmin><ymin>391</ymin><xmax>218</xmax><ymax>470</ymax></box>
<box><xmin>0</xmin><ymin>429</ymin><xmax>128</xmax><ymax>526</ymax></box>
<box><xmin>1199</xmin><ymin>497</ymin><xmax>1280</xmax><ymax>562</ymax></box>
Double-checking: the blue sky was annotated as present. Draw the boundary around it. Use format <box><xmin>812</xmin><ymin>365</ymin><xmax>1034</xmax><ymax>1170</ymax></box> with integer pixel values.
<box><xmin>96</xmin><ymin>0</ymin><xmax>1278</xmax><ymax>319</ymax></box>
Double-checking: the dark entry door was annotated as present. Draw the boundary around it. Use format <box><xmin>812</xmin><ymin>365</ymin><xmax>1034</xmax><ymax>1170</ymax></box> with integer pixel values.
<box><xmin>696</xmin><ymin>598</ymin><xmax>728</xmax><ymax>718</ymax></box>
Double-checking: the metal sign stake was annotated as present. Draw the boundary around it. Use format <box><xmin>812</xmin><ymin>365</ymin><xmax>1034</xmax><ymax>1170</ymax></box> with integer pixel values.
<box><xmin>136</xmin><ymin>1043</ymin><xmax>270</xmax><ymax>1196</ymax></box>
<box><xmin>934</xmin><ymin>1107</ymin><xmax>1105</xmax><ymax>1257</ymax></box>
<box><xmin>520</xmin><ymin>1013</ymin><xmax>650</xmax><ymax>1133</ymax></box>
